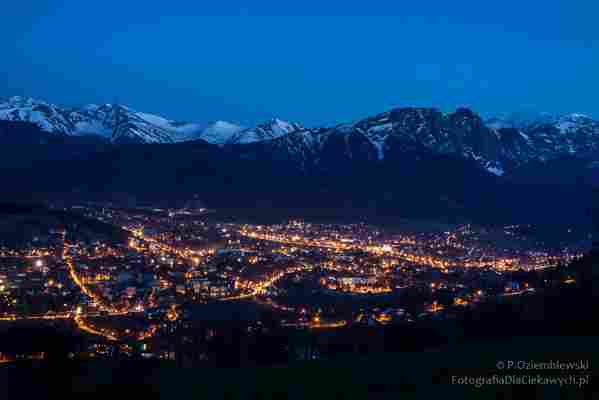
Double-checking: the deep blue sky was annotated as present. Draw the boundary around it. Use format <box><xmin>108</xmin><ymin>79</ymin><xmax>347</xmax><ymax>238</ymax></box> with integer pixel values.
<box><xmin>2</xmin><ymin>1</ymin><xmax>597</xmax><ymax>126</ymax></box>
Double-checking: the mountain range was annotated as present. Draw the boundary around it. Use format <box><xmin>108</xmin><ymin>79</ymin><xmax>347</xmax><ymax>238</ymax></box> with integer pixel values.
<box><xmin>2</xmin><ymin>96</ymin><xmax>598</xmax><ymax>177</ymax></box>
<box><xmin>0</xmin><ymin>96</ymin><xmax>298</xmax><ymax>145</ymax></box>
<box><xmin>1</xmin><ymin>96</ymin><xmax>597</xmax><ymax>227</ymax></box>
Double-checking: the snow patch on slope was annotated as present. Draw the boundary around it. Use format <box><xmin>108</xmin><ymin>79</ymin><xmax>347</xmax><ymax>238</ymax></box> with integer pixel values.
<box><xmin>486</xmin><ymin>165</ymin><xmax>504</xmax><ymax>176</ymax></box>
<box><xmin>196</xmin><ymin>121</ymin><xmax>245</xmax><ymax>145</ymax></box>
<box><xmin>229</xmin><ymin>118</ymin><xmax>303</xmax><ymax>145</ymax></box>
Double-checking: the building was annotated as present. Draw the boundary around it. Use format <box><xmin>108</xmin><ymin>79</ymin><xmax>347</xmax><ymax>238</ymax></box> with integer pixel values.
<box><xmin>190</xmin><ymin>278</ymin><xmax>210</xmax><ymax>295</ymax></box>
<box><xmin>209</xmin><ymin>284</ymin><xmax>230</xmax><ymax>298</ymax></box>
<box><xmin>176</xmin><ymin>284</ymin><xmax>186</xmax><ymax>295</ymax></box>
<box><xmin>125</xmin><ymin>286</ymin><xmax>137</xmax><ymax>298</ymax></box>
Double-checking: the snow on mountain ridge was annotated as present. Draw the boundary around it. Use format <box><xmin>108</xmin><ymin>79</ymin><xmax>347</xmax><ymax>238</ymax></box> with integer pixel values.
<box><xmin>0</xmin><ymin>97</ymin><xmax>209</xmax><ymax>143</ymax></box>
<box><xmin>227</xmin><ymin>118</ymin><xmax>304</xmax><ymax>145</ymax></box>
<box><xmin>1</xmin><ymin>96</ymin><xmax>598</xmax><ymax>176</ymax></box>
<box><xmin>0</xmin><ymin>96</ymin><xmax>75</xmax><ymax>134</ymax></box>
<box><xmin>0</xmin><ymin>96</ymin><xmax>299</xmax><ymax>145</ymax></box>
<box><xmin>193</xmin><ymin>120</ymin><xmax>245</xmax><ymax>145</ymax></box>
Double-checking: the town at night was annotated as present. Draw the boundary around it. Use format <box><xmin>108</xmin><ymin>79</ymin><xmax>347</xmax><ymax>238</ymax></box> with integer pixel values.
<box><xmin>0</xmin><ymin>204</ymin><xmax>590</xmax><ymax>363</ymax></box>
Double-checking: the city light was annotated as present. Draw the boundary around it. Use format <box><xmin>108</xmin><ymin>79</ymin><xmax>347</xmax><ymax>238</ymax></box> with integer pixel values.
<box><xmin>0</xmin><ymin>205</ymin><xmax>585</xmax><ymax>363</ymax></box>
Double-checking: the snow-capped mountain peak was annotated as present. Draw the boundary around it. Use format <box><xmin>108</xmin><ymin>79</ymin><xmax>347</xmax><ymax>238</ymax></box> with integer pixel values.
<box><xmin>227</xmin><ymin>118</ymin><xmax>304</xmax><ymax>145</ymax></box>
<box><xmin>553</xmin><ymin>113</ymin><xmax>595</xmax><ymax>133</ymax></box>
<box><xmin>0</xmin><ymin>96</ymin><xmax>75</xmax><ymax>134</ymax></box>
<box><xmin>0</xmin><ymin>96</ymin><xmax>307</xmax><ymax>146</ymax></box>
<box><xmin>0</xmin><ymin>98</ymin><xmax>206</xmax><ymax>144</ymax></box>
<box><xmin>69</xmin><ymin>103</ymin><xmax>177</xmax><ymax>143</ymax></box>
<box><xmin>485</xmin><ymin>111</ymin><xmax>559</xmax><ymax>130</ymax></box>
<box><xmin>1</xmin><ymin>96</ymin><xmax>598</xmax><ymax>178</ymax></box>
<box><xmin>194</xmin><ymin>120</ymin><xmax>245</xmax><ymax>145</ymax></box>
<box><xmin>266</xmin><ymin>118</ymin><xmax>302</xmax><ymax>136</ymax></box>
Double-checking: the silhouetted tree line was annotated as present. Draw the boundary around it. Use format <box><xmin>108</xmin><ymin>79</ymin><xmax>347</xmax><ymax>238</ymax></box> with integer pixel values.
<box><xmin>0</xmin><ymin>202</ymin><xmax>129</xmax><ymax>246</ymax></box>
<box><xmin>0</xmin><ymin>323</ymin><xmax>83</xmax><ymax>360</ymax></box>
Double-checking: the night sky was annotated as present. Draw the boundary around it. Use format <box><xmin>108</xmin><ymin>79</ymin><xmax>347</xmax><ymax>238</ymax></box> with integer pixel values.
<box><xmin>2</xmin><ymin>1</ymin><xmax>597</xmax><ymax>126</ymax></box>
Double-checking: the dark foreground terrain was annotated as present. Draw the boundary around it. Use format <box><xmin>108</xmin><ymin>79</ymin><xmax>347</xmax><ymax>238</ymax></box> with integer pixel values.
<box><xmin>1</xmin><ymin>336</ymin><xmax>597</xmax><ymax>399</ymax></box>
